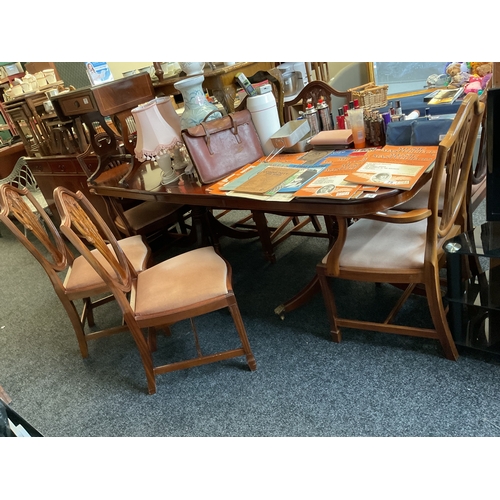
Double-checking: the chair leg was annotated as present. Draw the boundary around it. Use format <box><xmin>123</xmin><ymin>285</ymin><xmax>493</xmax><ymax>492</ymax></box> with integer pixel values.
<box><xmin>82</xmin><ymin>297</ymin><xmax>96</xmax><ymax>327</ymax></box>
<box><xmin>311</xmin><ymin>216</ymin><xmax>322</xmax><ymax>232</ymax></box>
<box><xmin>59</xmin><ymin>297</ymin><xmax>90</xmax><ymax>358</ymax></box>
<box><xmin>317</xmin><ymin>269</ymin><xmax>342</xmax><ymax>343</ymax></box>
<box><xmin>426</xmin><ymin>270</ymin><xmax>459</xmax><ymax>360</ymax></box>
<box><xmin>127</xmin><ymin>322</ymin><xmax>157</xmax><ymax>395</ymax></box>
<box><xmin>148</xmin><ymin>327</ymin><xmax>157</xmax><ymax>352</ymax></box>
<box><xmin>227</xmin><ymin>302</ymin><xmax>257</xmax><ymax>371</ymax></box>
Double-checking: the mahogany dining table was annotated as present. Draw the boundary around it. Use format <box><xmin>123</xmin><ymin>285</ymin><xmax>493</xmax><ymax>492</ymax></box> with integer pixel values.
<box><xmin>90</xmin><ymin>158</ymin><xmax>432</xmax><ymax>317</ymax></box>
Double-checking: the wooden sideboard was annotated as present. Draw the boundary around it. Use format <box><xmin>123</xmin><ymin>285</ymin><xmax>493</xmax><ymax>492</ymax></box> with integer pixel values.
<box><xmin>0</xmin><ymin>141</ymin><xmax>26</xmax><ymax>179</ymax></box>
<box><xmin>25</xmin><ymin>154</ymin><xmax>118</xmax><ymax>233</ymax></box>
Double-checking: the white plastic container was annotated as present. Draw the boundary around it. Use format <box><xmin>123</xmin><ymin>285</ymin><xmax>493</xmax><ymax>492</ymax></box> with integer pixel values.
<box><xmin>270</xmin><ymin>120</ymin><xmax>310</xmax><ymax>149</ymax></box>
<box><xmin>246</xmin><ymin>93</ymin><xmax>281</xmax><ymax>155</ymax></box>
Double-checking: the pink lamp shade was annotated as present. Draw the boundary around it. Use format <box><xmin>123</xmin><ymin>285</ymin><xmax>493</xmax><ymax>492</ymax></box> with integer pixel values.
<box><xmin>132</xmin><ymin>100</ymin><xmax>181</xmax><ymax>162</ymax></box>
<box><xmin>154</xmin><ymin>96</ymin><xmax>182</xmax><ymax>138</ymax></box>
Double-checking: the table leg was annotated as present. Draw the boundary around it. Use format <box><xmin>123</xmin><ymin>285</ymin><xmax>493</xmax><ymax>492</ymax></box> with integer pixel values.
<box><xmin>274</xmin><ymin>215</ymin><xmax>339</xmax><ymax>318</ymax></box>
<box><xmin>251</xmin><ymin>211</ymin><xmax>276</xmax><ymax>263</ymax></box>
<box><xmin>274</xmin><ymin>276</ymin><xmax>321</xmax><ymax>319</ymax></box>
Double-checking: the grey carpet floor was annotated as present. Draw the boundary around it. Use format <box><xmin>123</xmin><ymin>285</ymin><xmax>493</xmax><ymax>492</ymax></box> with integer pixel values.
<box><xmin>1</xmin><ymin>202</ymin><xmax>500</xmax><ymax>439</ymax></box>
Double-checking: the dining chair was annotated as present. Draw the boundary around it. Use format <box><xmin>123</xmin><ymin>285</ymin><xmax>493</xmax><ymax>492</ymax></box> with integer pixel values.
<box><xmin>0</xmin><ymin>183</ymin><xmax>152</xmax><ymax>359</ymax></box>
<box><xmin>283</xmin><ymin>79</ymin><xmax>350</xmax><ymax>123</ymax></box>
<box><xmin>228</xmin><ymin>79</ymin><xmax>347</xmax><ymax>260</ymax></box>
<box><xmin>0</xmin><ymin>156</ymin><xmax>48</xmax><ymax>238</ymax></box>
<box><xmin>316</xmin><ymin>92</ymin><xmax>484</xmax><ymax>360</ymax></box>
<box><xmin>53</xmin><ymin>186</ymin><xmax>257</xmax><ymax>395</ymax></box>
<box><xmin>77</xmin><ymin>132</ymin><xmax>191</xmax><ymax>249</ymax></box>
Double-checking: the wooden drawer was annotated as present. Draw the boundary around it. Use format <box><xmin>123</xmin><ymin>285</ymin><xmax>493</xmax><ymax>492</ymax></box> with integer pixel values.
<box><xmin>48</xmin><ymin>159</ymin><xmax>78</xmax><ymax>174</ymax></box>
<box><xmin>29</xmin><ymin>161</ymin><xmax>52</xmax><ymax>173</ymax></box>
<box><xmin>57</xmin><ymin>93</ymin><xmax>98</xmax><ymax>117</ymax></box>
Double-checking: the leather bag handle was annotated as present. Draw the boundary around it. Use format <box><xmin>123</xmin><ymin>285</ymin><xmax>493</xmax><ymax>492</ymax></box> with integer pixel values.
<box><xmin>200</xmin><ymin>112</ymin><xmax>240</xmax><ymax>155</ymax></box>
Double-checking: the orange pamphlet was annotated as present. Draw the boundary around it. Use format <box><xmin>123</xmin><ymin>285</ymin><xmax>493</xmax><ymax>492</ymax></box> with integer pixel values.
<box><xmin>344</xmin><ymin>145</ymin><xmax>438</xmax><ymax>190</ymax></box>
<box><xmin>293</xmin><ymin>152</ymin><xmax>368</xmax><ymax>199</ymax></box>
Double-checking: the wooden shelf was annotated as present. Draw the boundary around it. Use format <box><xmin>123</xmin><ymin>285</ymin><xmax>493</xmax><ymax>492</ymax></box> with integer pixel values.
<box><xmin>0</xmin><ymin>72</ymin><xmax>24</xmax><ymax>85</ymax></box>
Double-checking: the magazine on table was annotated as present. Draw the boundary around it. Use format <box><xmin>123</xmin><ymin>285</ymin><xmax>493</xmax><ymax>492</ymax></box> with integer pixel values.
<box><xmin>424</xmin><ymin>87</ymin><xmax>464</xmax><ymax>105</ymax></box>
<box><xmin>344</xmin><ymin>145</ymin><xmax>438</xmax><ymax>190</ymax></box>
<box><xmin>232</xmin><ymin>165</ymin><xmax>302</xmax><ymax>195</ymax></box>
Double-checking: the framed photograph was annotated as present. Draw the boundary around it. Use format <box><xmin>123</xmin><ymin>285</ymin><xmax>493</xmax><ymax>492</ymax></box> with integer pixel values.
<box><xmin>85</xmin><ymin>62</ymin><xmax>114</xmax><ymax>86</ymax></box>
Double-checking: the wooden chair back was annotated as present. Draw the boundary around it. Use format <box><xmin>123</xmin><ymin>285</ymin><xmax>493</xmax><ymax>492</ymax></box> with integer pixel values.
<box><xmin>283</xmin><ymin>80</ymin><xmax>350</xmax><ymax>123</ymax></box>
<box><xmin>0</xmin><ymin>183</ymin><xmax>68</xmax><ymax>277</ymax></box>
<box><xmin>428</xmin><ymin>92</ymin><xmax>484</xmax><ymax>249</ymax></box>
<box><xmin>54</xmin><ymin>187</ymin><xmax>134</xmax><ymax>295</ymax></box>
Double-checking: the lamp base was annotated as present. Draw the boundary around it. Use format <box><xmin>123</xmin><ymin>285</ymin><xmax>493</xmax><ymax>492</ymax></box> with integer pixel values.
<box><xmin>157</xmin><ymin>153</ymin><xmax>178</xmax><ymax>185</ymax></box>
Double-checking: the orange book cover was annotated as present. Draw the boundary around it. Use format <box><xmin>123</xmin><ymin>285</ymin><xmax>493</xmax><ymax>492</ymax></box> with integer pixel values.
<box><xmin>294</xmin><ymin>154</ymin><xmax>367</xmax><ymax>199</ymax></box>
<box><xmin>344</xmin><ymin>145</ymin><xmax>438</xmax><ymax>190</ymax></box>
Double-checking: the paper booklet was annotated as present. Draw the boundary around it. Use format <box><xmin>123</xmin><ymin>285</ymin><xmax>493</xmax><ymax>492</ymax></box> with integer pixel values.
<box><xmin>208</xmin><ymin>151</ymin><xmax>332</xmax><ymax>197</ymax></box>
<box><xmin>343</xmin><ymin>145</ymin><xmax>438</xmax><ymax>191</ymax></box>
<box><xmin>293</xmin><ymin>152</ymin><xmax>369</xmax><ymax>200</ymax></box>
<box><xmin>424</xmin><ymin>87</ymin><xmax>464</xmax><ymax>105</ymax></box>
<box><xmin>232</xmin><ymin>165</ymin><xmax>302</xmax><ymax>195</ymax></box>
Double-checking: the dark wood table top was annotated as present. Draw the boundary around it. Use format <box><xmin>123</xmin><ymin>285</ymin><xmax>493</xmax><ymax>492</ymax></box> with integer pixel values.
<box><xmin>90</xmin><ymin>159</ymin><xmax>432</xmax><ymax>220</ymax></box>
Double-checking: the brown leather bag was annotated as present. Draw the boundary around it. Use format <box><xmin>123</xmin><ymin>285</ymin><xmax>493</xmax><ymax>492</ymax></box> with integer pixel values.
<box><xmin>182</xmin><ymin>109</ymin><xmax>264</xmax><ymax>184</ymax></box>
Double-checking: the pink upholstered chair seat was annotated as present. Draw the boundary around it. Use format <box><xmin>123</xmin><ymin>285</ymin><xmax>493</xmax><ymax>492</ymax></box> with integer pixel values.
<box><xmin>323</xmin><ymin>212</ymin><xmax>459</xmax><ymax>273</ymax></box>
<box><xmin>135</xmin><ymin>246</ymin><xmax>228</xmax><ymax>320</ymax></box>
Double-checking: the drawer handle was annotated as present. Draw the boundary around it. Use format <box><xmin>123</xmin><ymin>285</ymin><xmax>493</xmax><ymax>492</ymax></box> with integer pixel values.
<box><xmin>73</xmin><ymin>100</ymin><xmax>80</xmax><ymax>108</ymax></box>
<box><xmin>57</xmin><ymin>165</ymin><xmax>66</xmax><ymax>171</ymax></box>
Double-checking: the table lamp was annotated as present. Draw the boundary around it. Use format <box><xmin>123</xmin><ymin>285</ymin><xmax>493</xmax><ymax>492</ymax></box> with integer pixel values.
<box><xmin>132</xmin><ymin>99</ymin><xmax>180</xmax><ymax>185</ymax></box>
<box><xmin>153</xmin><ymin>96</ymin><xmax>191</xmax><ymax>171</ymax></box>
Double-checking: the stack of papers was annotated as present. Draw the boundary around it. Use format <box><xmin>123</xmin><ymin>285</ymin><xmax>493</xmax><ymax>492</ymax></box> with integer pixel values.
<box><xmin>206</xmin><ymin>146</ymin><xmax>436</xmax><ymax>202</ymax></box>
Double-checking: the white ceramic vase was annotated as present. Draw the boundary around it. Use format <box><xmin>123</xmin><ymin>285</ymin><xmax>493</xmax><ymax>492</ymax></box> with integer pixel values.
<box><xmin>174</xmin><ymin>75</ymin><xmax>222</xmax><ymax>130</ymax></box>
<box><xmin>178</xmin><ymin>62</ymin><xmax>205</xmax><ymax>76</ymax></box>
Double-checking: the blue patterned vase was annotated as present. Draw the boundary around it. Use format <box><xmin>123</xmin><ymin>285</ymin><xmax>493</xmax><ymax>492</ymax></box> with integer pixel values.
<box><xmin>174</xmin><ymin>74</ymin><xmax>222</xmax><ymax>130</ymax></box>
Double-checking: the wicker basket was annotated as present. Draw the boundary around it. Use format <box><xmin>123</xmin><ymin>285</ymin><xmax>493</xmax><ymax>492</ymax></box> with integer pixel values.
<box><xmin>348</xmin><ymin>82</ymin><xmax>389</xmax><ymax>109</ymax></box>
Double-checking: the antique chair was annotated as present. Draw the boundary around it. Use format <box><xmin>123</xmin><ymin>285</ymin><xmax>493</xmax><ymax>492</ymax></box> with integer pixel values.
<box><xmin>315</xmin><ymin>92</ymin><xmax>484</xmax><ymax>360</ymax></box>
<box><xmin>69</xmin><ymin>72</ymin><xmax>191</xmax><ymax>249</ymax></box>
<box><xmin>77</xmin><ymin>130</ymin><xmax>190</xmax><ymax>248</ymax></box>
<box><xmin>283</xmin><ymin>80</ymin><xmax>350</xmax><ymax>123</ymax></box>
<box><xmin>54</xmin><ymin>186</ymin><xmax>257</xmax><ymax>395</ymax></box>
<box><xmin>0</xmin><ymin>183</ymin><xmax>152</xmax><ymax>359</ymax></box>
<box><xmin>0</xmin><ymin>156</ymin><xmax>48</xmax><ymax>238</ymax></box>
<box><xmin>226</xmin><ymin>79</ymin><xmax>345</xmax><ymax>261</ymax></box>
<box><xmin>392</xmin><ymin>83</ymin><xmax>490</xmax><ymax>229</ymax></box>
